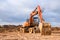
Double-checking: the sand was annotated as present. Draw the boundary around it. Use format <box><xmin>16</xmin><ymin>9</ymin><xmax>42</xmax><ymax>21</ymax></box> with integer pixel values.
<box><xmin>0</xmin><ymin>32</ymin><xmax>60</xmax><ymax>40</ymax></box>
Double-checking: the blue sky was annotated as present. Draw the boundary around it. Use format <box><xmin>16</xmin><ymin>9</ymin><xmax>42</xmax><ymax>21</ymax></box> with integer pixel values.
<box><xmin>0</xmin><ymin>0</ymin><xmax>60</xmax><ymax>26</ymax></box>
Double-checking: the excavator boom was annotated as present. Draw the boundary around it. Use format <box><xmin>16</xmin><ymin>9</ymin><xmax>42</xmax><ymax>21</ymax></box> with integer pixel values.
<box><xmin>29</xmin><ymin>5</ymin><xmax>44</xmax><ymax>25</ymax></box>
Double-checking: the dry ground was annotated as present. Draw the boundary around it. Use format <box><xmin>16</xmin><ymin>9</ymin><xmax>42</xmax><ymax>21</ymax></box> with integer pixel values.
<box><xmin>0</xmin><ymin>32</ymin><xmax>60</xmax><ymax>40</ymax></box>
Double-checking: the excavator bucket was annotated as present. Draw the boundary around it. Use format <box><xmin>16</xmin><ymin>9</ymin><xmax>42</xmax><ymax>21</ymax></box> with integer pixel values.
<box><xmin>39</xmin><ymin>23</ymin><xmax>51</xmax><ymax>35</ymax></box>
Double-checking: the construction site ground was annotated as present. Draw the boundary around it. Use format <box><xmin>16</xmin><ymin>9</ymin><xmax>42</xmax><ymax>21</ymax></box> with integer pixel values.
<box><xmin>0</xmin><ymin>31</ymin><xmax>60</xmax><ymax>40</ymax></box>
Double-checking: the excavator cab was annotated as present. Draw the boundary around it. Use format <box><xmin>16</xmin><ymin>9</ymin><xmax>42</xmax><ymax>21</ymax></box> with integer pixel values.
<box><xmin>26</xmin><ymin>17</ymin><xmax>39</xmax><ymax>27</ymax></box>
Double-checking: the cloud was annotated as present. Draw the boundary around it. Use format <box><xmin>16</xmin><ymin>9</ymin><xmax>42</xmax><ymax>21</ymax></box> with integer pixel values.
<box><xmin>0</xmin><ymin>0</ymin><xmax>36</xmax><ymax>25</ymax></box>
<box><xmin>0</xmin><ymin>0</ymin><xmax>60</xmax><ymax>26</ymax></box>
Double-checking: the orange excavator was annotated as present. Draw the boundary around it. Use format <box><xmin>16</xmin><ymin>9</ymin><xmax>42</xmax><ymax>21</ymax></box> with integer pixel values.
<box><xmin>22</xmin><ymin>5</ymin><xmax>51</xmax><ymax>35</ymax></box>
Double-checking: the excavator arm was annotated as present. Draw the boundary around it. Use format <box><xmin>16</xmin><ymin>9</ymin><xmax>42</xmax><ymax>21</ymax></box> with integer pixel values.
<box><xmin>29</xmin><ymin>5</ymin><xmax>44</xmax><ymax>25</ymax></box>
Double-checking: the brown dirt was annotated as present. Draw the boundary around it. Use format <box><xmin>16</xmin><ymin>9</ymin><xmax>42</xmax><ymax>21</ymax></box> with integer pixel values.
<box><xmin>0</xmin><ymin>32</ymin><xmax>60</xmax><ymax>40</ymax></box>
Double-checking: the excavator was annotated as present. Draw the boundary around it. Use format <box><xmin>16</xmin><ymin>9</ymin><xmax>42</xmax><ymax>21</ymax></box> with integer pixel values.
<box><xmin>20</xmin><ymin>5</ymin><xmax>51</xmax><ymax>35</ymax></box>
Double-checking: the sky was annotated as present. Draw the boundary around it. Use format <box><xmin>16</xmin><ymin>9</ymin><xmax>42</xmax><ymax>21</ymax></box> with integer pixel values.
<box><xmin>0</xmin><ymin>0</ymin><xmax>60</xmax><ymax>27</ymax></box>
